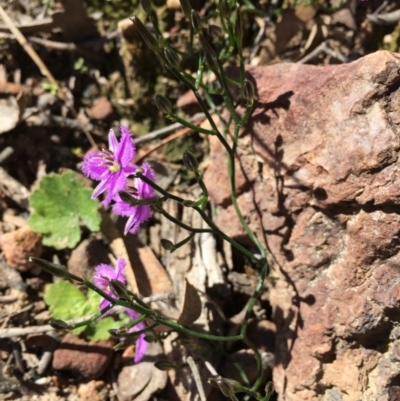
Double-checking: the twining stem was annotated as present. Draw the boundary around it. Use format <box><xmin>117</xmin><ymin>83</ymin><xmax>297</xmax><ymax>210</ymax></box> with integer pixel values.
<box><xmin>157</xmin><ymin>206</ymin><xmax>213</xmax><ymax>233</ymax></box>
<box><xmin>136</xmin><ymin>172</ymin><xmax>258</xmax><ymax>263</ymax></box>
<box><xmin>84</xmin><ymin>277</ymin><xmax>244</xmax><ymax>342</ymax></box>
<box><xmin>68</xmin><ymin>304</ymin><xmax>114</xmax><ymax>329</ymax></box>
<box><xmin>195</xmin><ymin>51</ymin><xmax>205</xmax><ymax>90</ymax></box>
<box><xmin>173</xmin><ymin>115</ymin><xmax>215</xmax><ymax>135</ymax></box>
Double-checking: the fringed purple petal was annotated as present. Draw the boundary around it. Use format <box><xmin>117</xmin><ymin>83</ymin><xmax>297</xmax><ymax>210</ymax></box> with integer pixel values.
<box><xmin>125</xmin><ymin>205</ymin><xmax>152</xmax><ymax>234</ymax></box>
<box><xmin>92</xmin><ymin>177</ymin><xmax>112</xmax><ymax>200</ymax></box>
<box><xmin>137</xmin><ymin>163</ymin><xmax>157</xmax><ymax>200</ymax></box>
<box><xmin>99</xmin><ymin>298</ymin><xmax>111</xmax><ymax>310</ymax></box>
<box><xmin>124</xmin><ymin>309</ymin><xmax>148</xmax><ymax>363</ymax></box>
<box><xmin>116</xmin><ymin>126</ymin><xmax>136</xmax><ymax>167</ymax></box>
<box><xmin>134</xmin><ymin>334</ymin><xmax>149</xmax><ymax>363</ymax></box>
<box><xmin>108</xmin><ymin>129</ymin><xmax>119</xmax><ymax>152</ymax></box>
<box><xmin>93</xmin><ymin>258</ymin><xmax>127</xmax><ymax>313</ymax></box>
<box><xmin>82</xmin><ymin>151</ymin><xmax>109</xmax><ymax>180</ymax></box>
<box><xmin>112</xmin><ymin>196</ymin><xmax>135</xmax><ymax>217</ymax></box>
<box><xmin>115</xmin><ymin>256</ymin><xmax>127</xmax><ymax>283</ymax></box>
<box><xmin>94</xmin><ymin>263</ymin><xmax>119</xmax><ymax>288</ymax></box>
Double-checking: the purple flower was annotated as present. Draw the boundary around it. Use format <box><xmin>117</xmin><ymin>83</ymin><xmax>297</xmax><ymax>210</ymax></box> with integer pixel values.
<box><xmin>112</xmin><ymin>162</ymin><xmax>158</xmax><ymax>235</ymax></box>
<box><xmin>82</xmin><ymin>126</ymin><xmax>136</xmax><ymax>206</ymax></box>
<box><xmin>94</xmin><ymin>256</ymin><xmax>127</xmax><ymax>310</ymax></box>
<box><xmin>93</xmin><ymin>257</ymin><xmax>148</xmax><ymax>362</ymax></box>
<box><xmin>124</xmin><ymin>308</ymin><xmax>149</xmax><ymax>363</ymax></box>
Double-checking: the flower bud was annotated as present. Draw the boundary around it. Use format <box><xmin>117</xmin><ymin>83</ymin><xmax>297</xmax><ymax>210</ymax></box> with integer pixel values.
<box><xmin>155</xmin><ymin>94</ymin><xmax>173</xmax><ymax>115</ymax></box>
<box><xmin>179</xmin><ymin>0</ymin><xmax>192</xmax><ymax>20</ymax></box>
<box><xmin>241</xmin><ymin>79</ymin><xmax>254</xmax><ymax>103</ymax></box>
<box><xmin>155</xmin><ymin>360</ymin><xmax>176</xmax><ymax>371</ymax></box>
<box><xmin>191</xmin><ymin>10</ymin><xmax>202</xmax><ymax>34</ymax></box>
<box><xmin>29</xmin><ymin>257</ymin><xmax>83</xmax><ymax>283</ymax></box>
<box><xmin>164</xmin><ymin>48</ymin><xmax>181</xmax><ymax>70</ymax></box>
<box><xmin>220</xmin><ymin>0</ymin><xmax>230</xmax><ymax>21</ymax></box>
<box><xmin>198</xmin><ymin>34</ymin><xmax>219</xmax><ymax>74</ymax></box>
<box><xmin>140</xmin><ymin>0</ymin><xmax>152</xmax><ymax>14</ymax></box>
<box><xmin>108</xmin><ymin>328</ymin><xmax>121</xmax><ymax>337</ymax></box>
<box><xmin>265</xmin><ymin>381</ymin><xmax>274</xmax><ymax>395</ymax></box>
<box><xmin>50</xmin><ymin>320</ymin><xmax>70</xmax><ymax>331</ymax></box>
<box><xmin>208</xmin><ymin>24</ymin><xmax>223</xmax><ymax>40</ymax></box>
<box><xmin>234</xmin><ymin>8</ymin><xmax>243</xmax><ymax>51</ymax></box>
<box><xmin>109</xmin><ymin>326</ymin><xmax>133</xmax><ymax>338</ymax></box>
<box><xmin>119</xmin><ymin>190</ymin><xmax>136</xmax><ymax>205</ymax></box>
<box><xmin>130</xmin><ymin>16</ymin><xmax>161</xmax><ymax>54</ymax></box>
<box><xmin>182</xmin><ymin>151</ymin><xmax>199</xmax><ymax>173</ymax></box>
<box><xmin>208</xmin><ymin>376</ymin><xmax>236</xmax><ymax>398</ymax></box>
<box><xmin>161</xmin><ymin>239</ymin><xmax>175</xmax><ymax>251</ymax></box>
<box><xmin>109</xmin><ymin>279</ymin><xmax>131</xmax><ymax>301</ymax></box>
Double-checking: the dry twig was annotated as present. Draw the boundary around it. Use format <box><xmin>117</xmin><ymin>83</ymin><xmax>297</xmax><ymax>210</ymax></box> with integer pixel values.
<box><xmin>187</xmin><ymin>356</ymin><xmax>207</xmax><ymax>401</ymax></box>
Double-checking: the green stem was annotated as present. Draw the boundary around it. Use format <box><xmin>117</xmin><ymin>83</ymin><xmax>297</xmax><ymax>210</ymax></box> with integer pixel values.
<box><xmin>174</xmin><ymin>233</ymin><xmax>195</xmax><ymax>249</ymax></box>
<box><xmin>168</xmin><ymin>68</ymin><xmax>237</xmax><ymax>182</ymax></box>
<box><xmin>243</xmin><ymin>337</ymin><xmax>263</xmax><ymax>392</ymax></box>
<box><xmin>136</xmin><ymin>172</ymin><xmax>258</xmax><ymax>264</ymax></box>
<box><xmin>195</xmin><ymin>51</ymin><xmax>205</xmax><ymax>90</ymax></box>
<box><xmin>240</xmin><ymin>259</ymin><xmax>268</xmax><ymax>338</ymax></box>
<box><xmin>195</xmin><ymin>173</ymin><xmax>208</xmax><ymax>210</ymax></box>
<box><xmin>193</xmin><ymin>205</ymin><xmax>258</xmax><ymax>263</ymax></box>
<box><xmin>158</xmin><ymin>207</ymin><xmax>212</xmax><ymax>233</ymax></box>
<box><xmin>155</xmin><ymin>315</ymin><xmax>242</xmax><ymax>341</ymax></box>
<box><xmin>68</xmin><ymin>304</ymin><xmax>114</xmax><ymax>330</ymax></box>
<box><xmin>173</xmin><ymin>115</ymin><xmax>215</xmax><ymax>135</ymax></box>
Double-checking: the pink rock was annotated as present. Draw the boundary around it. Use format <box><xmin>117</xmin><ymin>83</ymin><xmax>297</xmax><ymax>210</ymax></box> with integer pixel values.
<box><xmin>88</xmin><ymin>97</ymin><xmax>115</xmax><ymax>121</ymax></box>
<box><xmin>0</xmin><ymin>227</ymin><xmax>42</xmax><ymax>271</ymax></box>
<box><xmin>205</xmin><ymin>51</ymin><xmax>400</xmax><ymax>400</ymax></box>
<box><xmin>52</xmin><ymin>333</ymin><xmax>114</xmax><ymax>380</ymax></box>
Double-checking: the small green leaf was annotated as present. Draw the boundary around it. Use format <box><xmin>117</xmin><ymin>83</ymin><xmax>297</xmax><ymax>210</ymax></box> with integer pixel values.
<box><xmin>44</xmin><ymin>282</ymin><xmax>132</xmax><ymax>341</ymax></box>
<box><xmin>28</xmin><ymin>171</ymin><xmax>101</xmax><ymax>249</ymax></box>
<box><xmin>86</xmin><ymin>317</ymin><xmax>121</xmax><ymax>341</ymax></box>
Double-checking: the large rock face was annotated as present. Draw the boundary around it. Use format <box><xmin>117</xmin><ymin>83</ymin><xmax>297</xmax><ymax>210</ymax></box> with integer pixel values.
<box><xmin>204</xmin><ymin>51</ymin><xmax>400</xmax><ymax>401</ymax></box>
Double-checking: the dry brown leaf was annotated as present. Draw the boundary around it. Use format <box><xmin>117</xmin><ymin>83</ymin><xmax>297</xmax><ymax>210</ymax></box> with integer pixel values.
<box><xmin>118</xmin><ymin>342</ymin><xmax>167</xmax><ymax>401</ymax></box>
<box><xmin>177</xmin><ymin>279</ymin><xmax>202</xmax><ymax>325</ymax></box>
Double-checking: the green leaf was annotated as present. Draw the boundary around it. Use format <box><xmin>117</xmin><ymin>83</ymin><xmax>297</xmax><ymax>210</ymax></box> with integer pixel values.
<box><xmin>28</xmin><ymin>171</ymin><xmax>101</xmax><ymax>249</ymax></box>
<box><xmin>44</xmin><ymin>282</ymin><xmax>123</xmax><ymax>340</ymax></box>
<box><xmin>86</xmin><ymin>317</ymin><xmax>121</xmax><ymax>341</ymax></box>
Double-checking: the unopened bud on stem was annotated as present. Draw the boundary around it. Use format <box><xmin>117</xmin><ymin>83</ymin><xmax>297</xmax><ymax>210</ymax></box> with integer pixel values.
<box><xmin>191</xmin><ymin>10</ymin><xmax>202</xmax><ymax>34</ymax></box>
<box><xmin>241</xmin><ymin>79</ymin><xmax>254</xmax><ymax>103</ymax></box>
<box><xmin>179</xmin><ymin>0</ymin><xmax>192</xmax><ymax>20</ymax></box>
<box><xmin>29</xmin><ymin>257</ymin><xmax>83</xmax><ymax>283</ymax></box>
<box><xmin>198</xmin><ymin>35</ymin><xmax>220</xmax><ymax>74</ymax></box>
<box><xmin>220</xmin><ymin>0</ymin><xmax>230</xmax><ymax>22</ymax></box>
<box><xmin>140</xmin><ymin>0</ymin><xmax>152</xmax><ymax>14</ymax></box>
<box><xmin>155</xmin><ymin>94</ymin><xmax>173</xmax><ymax>115</ymax></box>
<box><xmin>208</xmin><ymin>24</ymin><xmax>223</xmax><ymax>39</ymax></box>
<box><xmin>182</xmin><ymin>151</ymin><xmax>199</xmax><ymax>173</ymax></box>
<box><xmin>50</xmin><ymin>320</ymin><xmax>70</xmax><ymax>331</ymax></box>
<box><xmin>164</xmin><ymin>48</ymin><xmax>181</xmax><ymax>70</ymax></box>
<box><xmin>130</xmin><ymin>16</ymin><xmax>161</xmax><ymax>54</ymax></box>
<box><xmin>265</xmin><ymin>381</ymin><xmax>274</xmax><ymax>395</ymax></box>
<box><xmin>109</xmin><ymin>279</ymin><xmax>131</xmax><ymax>301</ymax></box>
<box><xmin>208</xmin><ymin>376</ymin><xmax>238</xmax><ymax>400</ymax></box>
<box><xmin>234</xmin><ymin>7</ymin><xmax>243</xmax><ymax>51</ymax></box>
<box><xmin>161</xmin><ymin>239</ymin><xmax>175</xmax><ymax>251</ymax></box>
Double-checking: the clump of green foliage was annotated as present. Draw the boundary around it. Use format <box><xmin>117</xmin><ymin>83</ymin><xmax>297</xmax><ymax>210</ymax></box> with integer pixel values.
<box><xmin>28</xmin><ymin>171</ymin><xmax>101</xmax><ymax>249</ymax></box>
